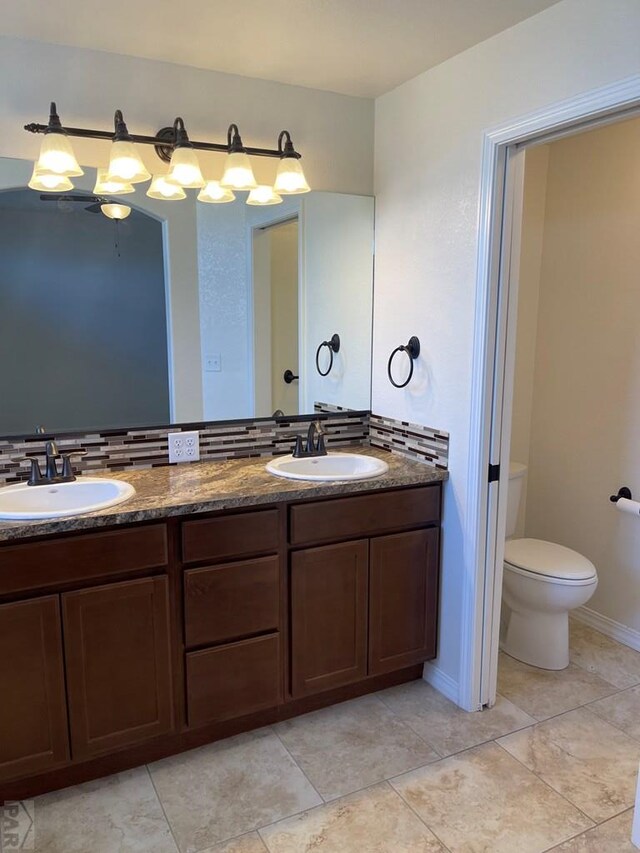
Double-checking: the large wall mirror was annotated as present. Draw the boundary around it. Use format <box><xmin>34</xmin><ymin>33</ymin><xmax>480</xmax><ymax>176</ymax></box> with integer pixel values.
<box><xmin>0</xmin><ymin>157</ymin><xmax>374</xmax><ymax>437</ymax></box>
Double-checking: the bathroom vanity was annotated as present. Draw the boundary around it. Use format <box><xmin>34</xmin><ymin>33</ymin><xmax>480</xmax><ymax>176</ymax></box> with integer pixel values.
<box><xmin>0</xmin><ymin>450</ymin><xmax>445</xmax><ymax>800</ymax></box>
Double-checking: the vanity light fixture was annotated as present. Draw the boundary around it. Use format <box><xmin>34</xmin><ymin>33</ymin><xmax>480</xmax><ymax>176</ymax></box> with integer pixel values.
<box><xmin>33</xmin><ymin>102</ymin><xmax>84</xmax><ymax>178</ymax></box>
<box><xmin>197</xmin><ymin>180</ymin><xmax>235</xmax><ymax>204</ymax></box>
<box><xmin>106</xmin><ymin>111</ymin><xmax>151</xmax><ymax>184</ymax></box>
<box><xmin>100</xmin><ymin>202</ymin><xmax>132</xmax><ymax>220</ymax></box>
<box><xmin>220</xmin><ymin>125</ymin><xmax>258</xmax><ymax>190</ymax></box>
<box><xmin>273</xmin><ymin>131</ymin><xmax>310</xmax><ymax>195</ymax></box>
<box><xmin>147</xmin><ymin>174</ymin><xmax>187</xmax><ymax>200</ymax></box>
<box><xmin>246</xmin><ymin>185</ymin><xmax>283</xmax><ymax>206</ymax></box>
<box><xmin>28</xmin><ymin>164</ymin><xmax>74</xmax><ymax>192</ymax></box>
<box><xmin>24</xmin><ymin>105</ymin><xmax>310</xmax><ymax>201</ymax></box>
<box><xmin>93</xmin><ymin>168</ymin><xmax>134</xmax><ymax>195</ymax></box>
<box><xmin>165</xmin><ymin>118</ymin><xmax>205</xmax><ymax>188</ymax></box>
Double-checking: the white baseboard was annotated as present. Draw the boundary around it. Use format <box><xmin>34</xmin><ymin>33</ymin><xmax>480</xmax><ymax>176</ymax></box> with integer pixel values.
<box><xmin>573</xmin><ymin>606</ymin><xmax>640</xmax><ymax>653</ymax></box>
<box><xmin>422</xmin><ymin>662</ymin><xmax>461</xmax><ymax>706</ymax></box>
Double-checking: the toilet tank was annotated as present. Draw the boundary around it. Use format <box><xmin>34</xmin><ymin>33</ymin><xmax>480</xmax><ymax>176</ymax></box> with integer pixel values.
<box><xmin>506</xmin><ymin>462</ymin><xmax>527</xmax><ymax>538</ymax></box>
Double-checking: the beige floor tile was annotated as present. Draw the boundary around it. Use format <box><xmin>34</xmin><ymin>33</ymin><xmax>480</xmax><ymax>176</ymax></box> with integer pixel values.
<box><xmin>274</xmin><ymin>695</ymin><xmax>439</xmax><ymax>801</ymax></box>
<box><xmin>259</xmin><ymin>782</ymin><xmax>445</xmax><ymax>852</ymax></box>
<box><xmin>148</xmin><ymin>729</ymin><xmax>322</xmax><ymax>852</ymax></box>
<box><xmin>197</xmin><ymin>833</ymin><xmax>268</xmax><ymax>853</ymax></box>
<box><xmin>390</xmin><ymin>741</ymin><xmax>591</xmax><ymax>853</ymax></box>
<box><xmin>588</xmin><ymin>684</ymin><xmax>640</xmax><ymax>738</ymax></box>
<box><xmin>498</xmin><ymin>707</ymin><xmax>640</xmax><ymax>822</ymax></box>
<box><xmin>378</xmin><ymin>679</ymin><xmax>535</xmax><ymax>756</ymax></box>
<box><xmin>30</xmin><ymin>767</ymin><xmax>177</xmax><ymax>853</ymax></box>
<box><xmin>550</xmin><ymin>808</ymin><xmax>635</xmax><ymax>851</ymax></box>
<box><xmin>570</xmin><ymin>620</ymin><xmax>640</xmax><ymax>689</ymax></box>
<box><xmin>497</xmin><ymin>651</ymin><xmax>617</xmax><ymax>720</ymax></box>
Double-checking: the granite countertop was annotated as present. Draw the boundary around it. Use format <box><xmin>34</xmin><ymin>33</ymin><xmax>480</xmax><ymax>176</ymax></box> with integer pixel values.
<box><xmin>0</xmin><ymin>446</ymin><xmax>448</xmax><ymax>543</ymax></box>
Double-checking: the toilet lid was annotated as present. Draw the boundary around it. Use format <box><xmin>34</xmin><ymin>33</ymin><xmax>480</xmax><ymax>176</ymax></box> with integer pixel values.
<box><xmin>504</xmin><ymin>538</ymin><xmax>596</xmax><ymax>581</ymax></box>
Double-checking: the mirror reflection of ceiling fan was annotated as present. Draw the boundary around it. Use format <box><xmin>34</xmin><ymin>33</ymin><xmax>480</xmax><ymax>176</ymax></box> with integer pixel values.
<box><xmin>38</xmin><ymin>194</ymin><xmax>131</xmax><ymax>220</ymax></box>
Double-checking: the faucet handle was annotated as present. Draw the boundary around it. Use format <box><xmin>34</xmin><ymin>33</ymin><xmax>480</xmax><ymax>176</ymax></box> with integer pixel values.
<box><xmin>60</xmin><ymin>449</ymin><xmax>88</xmax><ymax>480</ymax></box>
<box><xmin>16</xmin><ymin>456</ymin><xmax>45</xmax><ymax>486</ymax></box>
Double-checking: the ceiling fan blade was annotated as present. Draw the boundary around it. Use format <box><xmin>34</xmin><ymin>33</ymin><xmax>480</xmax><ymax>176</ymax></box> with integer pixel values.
<box><xmin>85</xmin><ymin>203</ymin><xmax>103</xmax><ymax>214</ymax></box>
<box><xmin>39</xmin><ymin>194</ymin><xmax>103</xmax><ymax>203</ymax></box>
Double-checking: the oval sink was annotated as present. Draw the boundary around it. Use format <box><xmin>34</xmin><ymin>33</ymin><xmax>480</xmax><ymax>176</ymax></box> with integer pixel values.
<box><xmin>0</xmin><ymin>478</ymin><xmax>136</xmax><ymax>521</ymax></box>
<box><xmin>266</xmin><ymin>452</ymin><xmax>389</xmax><ymax>482</ymax></box>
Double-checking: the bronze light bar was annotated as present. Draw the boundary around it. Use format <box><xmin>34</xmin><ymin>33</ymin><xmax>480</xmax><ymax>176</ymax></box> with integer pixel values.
<box><xmin>24</xmin><ymin>106</ymin><xmax>300</xmax><ymax>164</ymax></box>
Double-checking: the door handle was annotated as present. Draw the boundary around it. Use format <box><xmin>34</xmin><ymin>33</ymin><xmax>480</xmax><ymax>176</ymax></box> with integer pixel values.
<box><xmin>283</xmin><ymin>369</ymin><xmax>299</xmax><ymax>384</ymax></box>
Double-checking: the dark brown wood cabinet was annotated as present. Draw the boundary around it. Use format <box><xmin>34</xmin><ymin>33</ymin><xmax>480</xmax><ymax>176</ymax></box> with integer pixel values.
<box><xmin>0</xmin><ymin>596</ymin><xmax>69</xmax><ymax>783</ymax></box>
<box><xmin>62</xmin><ymin>576</ymin><xmax>174</xmax><ymax>760</ymax></box>
<box><xmin>0</xmin><ymin>480</ymin><xmax>443</xmax><ymax>799</ymax></box>
<box><xmin>291</xmin><ymin>540</ymin><xmax>369</xmax><ymax>697</ymax></box>
<box><xmin>186</xmin><ymin>633</ymin><xmax>282</xmax><ymax>726</ymax></box>
<box><xmin>369</xmin><ymin>528</ymin><xmax>440</xmax><ymax>675</ymax></box>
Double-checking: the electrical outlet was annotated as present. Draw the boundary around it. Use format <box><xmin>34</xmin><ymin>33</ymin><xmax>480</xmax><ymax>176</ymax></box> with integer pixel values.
<box><xmin>205</xmin><ymin>354</ymin><xmax>221</xmax><ymax>372</ymax></box>
<box><xmin>168</xmin><ymin>431</ymin><xmax>200</xmax><ymax>463</ymax></box>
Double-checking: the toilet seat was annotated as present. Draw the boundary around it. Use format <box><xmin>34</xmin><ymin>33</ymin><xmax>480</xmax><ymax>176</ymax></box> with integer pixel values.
<box><xmin>504</xmin><ymin>538</ymin><xmax>597</xmax><ymax>584</ymax></box>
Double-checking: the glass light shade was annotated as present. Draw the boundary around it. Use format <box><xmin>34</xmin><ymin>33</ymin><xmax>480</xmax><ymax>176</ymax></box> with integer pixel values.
<box><xmin>28</xmin><ymin>166</ymin><xmax>74</xmax><ymax>192</ymax></box>
<box><xmin>106</xmin><ymin>139</ymin><xmax>151</xmax><ymax>184</ymax></box>
<box><xmin>220</xmin><ymin>151</ymin><xmax>257</xmax><ymax>190</ymax></box>
<box><xmin>166</xmin><ymin>146</ymin><xmax>205</xmax><ymax>188</ymax></box>
<box><xmin>197</xmin><ymin>180</ymin><xmax>235</xmax><ymax>204</ymax></box>
<box><xmin>101</xmin><ymin>203</ymin><xmax>131</xmax><ymax>220</ymax></box>
<box><xmin>35</xmin><ymin>132</ymin><xmax>84</xmax><ymax>177</ymax></box>
<box><xmin>146</xmin><ymin>174</ymin><xmax>187</xmax><ymax>200</ymax></box>
<box><xmin>273</xmin><ymin>157</ymin><xmax>310</xmax><ymax>194</ymax></box>
<box><xmin>93</xmin><ymin>168</ymin><xmax>134</xmax><ymax>195</ymax></box>
<box><xmin>246</xmin><ymin>185</ymin><xmax>283</xmax><ymax>206</ymax></box>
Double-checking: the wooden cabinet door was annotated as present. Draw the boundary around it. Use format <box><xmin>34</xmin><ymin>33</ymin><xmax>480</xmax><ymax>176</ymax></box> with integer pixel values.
<box><xmin>62</xmin><ymin>576</ymin><xmax>174</xmax><ymax>760</ymax></box>
<box><xmin>369</xmin><ymin>528</ymin><xmax>440</xmax><ymax>675</ymax></box>
<box><xmin>291</xmin><ymin>540</ymin><xmax>368</xmax><ymax>697</ymax></box>
<box><xmin>0</xmin><ymin>596</ymin><xmax>69</xmax><ymax>782</ymax></box>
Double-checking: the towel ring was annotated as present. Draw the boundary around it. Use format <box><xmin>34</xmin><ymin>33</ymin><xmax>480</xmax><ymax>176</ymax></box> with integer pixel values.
<box><xmin>388</xmin><ymin>336</ymin><xmax>420</xmax><ymax>388</ymax></box>
<box><xmin>315</xmin><ymin>333</ymin><xmax>341</xmax><ymax>376</ymax></box>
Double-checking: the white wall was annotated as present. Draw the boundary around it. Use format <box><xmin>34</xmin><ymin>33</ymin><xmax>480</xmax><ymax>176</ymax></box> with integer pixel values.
<box><xmin>0</xmin><ymin>36</ymin><xmax>373</xmax><ymax>196</ymax></box>
<box><xmin>373</xmin><ymin>0</ymin><xmax>640</xmax><ymax>696</ymax></box>
<box><xmin>519</xmin><ymin>117</ymin><xmax>640</xmax><ymax>635</ymax></box>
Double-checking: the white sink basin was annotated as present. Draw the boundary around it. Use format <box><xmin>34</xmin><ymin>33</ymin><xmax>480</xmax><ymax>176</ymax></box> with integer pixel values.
<box><xmin>0</xmin><ymin>477</ymin><xmax>136</xmax><ymax>520</ymax></box>
<box><xmin>266</xmin><ymin>452</ymin><xmax>389</xmax><ymax>482</ymax></box>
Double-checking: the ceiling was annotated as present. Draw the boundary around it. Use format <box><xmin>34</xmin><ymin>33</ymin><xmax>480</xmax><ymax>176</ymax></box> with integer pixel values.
<box><xmin>1</xmin><ymin>0</ymin><xmax>561</xmax><ymax>98</ymax></box>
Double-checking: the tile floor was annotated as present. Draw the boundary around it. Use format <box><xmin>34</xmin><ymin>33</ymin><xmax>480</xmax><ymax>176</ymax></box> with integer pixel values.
<box><xmin>19</xmin><ymin>620</ymin><xmax>640</xmax><ymax>852</ymax></box>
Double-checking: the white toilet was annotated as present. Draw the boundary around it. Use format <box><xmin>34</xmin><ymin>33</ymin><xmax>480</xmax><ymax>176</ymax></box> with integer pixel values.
<box><xmin>500</xmin><ymin>463</ymin><xmax>598</xmax><ymax>670</ymax></box>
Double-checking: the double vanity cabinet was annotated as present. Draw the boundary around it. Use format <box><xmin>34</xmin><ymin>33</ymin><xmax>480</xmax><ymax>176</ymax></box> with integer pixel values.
<box><xmin>0</xmin><ymin>478</ymin><xmax>442</xmax><ymax>800</ymax></box>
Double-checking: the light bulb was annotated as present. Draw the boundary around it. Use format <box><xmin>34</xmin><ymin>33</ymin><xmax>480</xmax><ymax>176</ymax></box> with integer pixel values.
<box><xmin>274</xmin><ymin>156</ymin><xmax>310</xmax><ymax>195</ymax></box>
<box><xmin>93</xmin><ymin>168</ymin><xmax>134</xmax><ymax>195</ymax></box>
<box><xmin>101</xmin><ymin>203</ymin><xmax>131</xmax><ymax>220</ymax></box>
<box><xmin>147</xmin><ymin>174</ymin><xmax>187</xmax><ymax>200</ymax></box>
<box><xmin>107</xmin><ymin>140</ymin><xmax>151</xmax><ymax>184</ymax></box>
<box><xmin>197</xmin><ymin>180</ymin><xmax>235</xmax><ymax>204</ymax></box>
<box><xmin>28</xmin><ymin>165</ymin><xmax>74</xmax><ymax>192</ymax></box>
<box><xmin>220</xmin><ymin>151</ymin><xmax>257</xmax><ymax>190</ymax></box>
<box><xmin>246</xmin><ymin>185</ymin><xmax>283</xmax><ymax>206</ymax></box>
<box><xmin>166</xmin><ymin>146</ymin><xmax>205</xmax><ymax>188</ymax></box>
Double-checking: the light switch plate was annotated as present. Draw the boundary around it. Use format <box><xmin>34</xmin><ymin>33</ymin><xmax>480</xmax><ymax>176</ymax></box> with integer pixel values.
<box><xmin>168</xmin><ymin>430</ymin><xmax>200</xmax><ymax>463</ymax></box>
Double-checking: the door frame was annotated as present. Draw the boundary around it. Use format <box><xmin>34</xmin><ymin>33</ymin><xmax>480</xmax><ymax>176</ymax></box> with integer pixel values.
<box><xmin>464</xmin><ymin>74</ymin><xmax>640</xmax><ymax>711</ymax></box>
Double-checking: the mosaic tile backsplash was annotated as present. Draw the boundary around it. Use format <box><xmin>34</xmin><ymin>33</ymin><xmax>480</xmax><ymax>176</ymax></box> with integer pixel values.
<box><xmin>0</xmin><ymin>411</ymin><xmax>449</xmax><ymax>485</ymax></box>
<box><xmin>369</xmin><ymin>414</ymin><xmax>449</xmax><ymax>469</ymax></box>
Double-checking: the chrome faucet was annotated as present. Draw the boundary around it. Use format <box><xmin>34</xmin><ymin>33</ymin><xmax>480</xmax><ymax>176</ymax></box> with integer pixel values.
<box><xmin>292</xmin><ymin>420</ymin><xmax>327</xmax><ymax>458</ymax></box>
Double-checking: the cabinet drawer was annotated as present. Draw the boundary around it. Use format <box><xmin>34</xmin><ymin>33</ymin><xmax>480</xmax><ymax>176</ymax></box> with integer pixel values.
<box><xmin>182</xmin><ymin>509</ymin><xmax>279</xmax><ymax>565</ymax></box>
<box><xmin>289</xmin><ymin>485</ymin><xmax>440</xmax><ymax>546</ymax></box>
<box><xmin>184</xmin><ymin>556</ymin><xmax>280</xmax><ymax>648</ymax></box>
<box><xmin>186</xmin><ymin>633</ymin><xmax>281</xmax><ymax>727</ymax></box>
<box><xmin>0</xmin><ymin>524</ymin><xmax>168</xmax><ymax>596</ymax></box>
